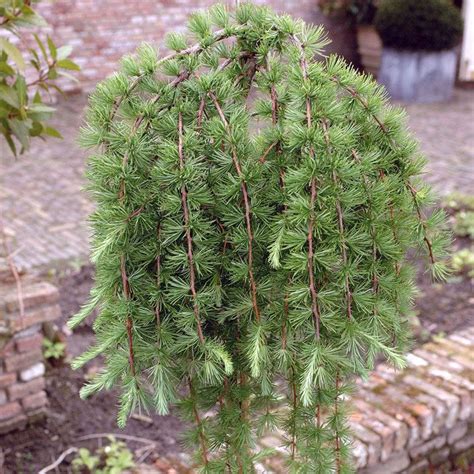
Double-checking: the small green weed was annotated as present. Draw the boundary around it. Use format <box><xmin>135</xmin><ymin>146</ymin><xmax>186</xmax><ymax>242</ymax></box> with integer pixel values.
<box><xmin>72</xmin><ymin>436</ymin><xmax>135</xmax><ymax>474</ymax></box>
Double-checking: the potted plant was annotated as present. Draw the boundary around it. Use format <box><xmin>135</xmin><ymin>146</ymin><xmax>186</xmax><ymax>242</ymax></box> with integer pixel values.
<box><xmin>319</xmin><ymin>0</ymin><xmax>382</xmax><ymax>75</ymax></box>
<box><xmin>72</xmin><ymin>4</ymin><xmax>449</xmax><ymax>471</ymax></box>
<box><xmin>375</xmin><ymin>0</ymin><xmax>463</xmax><ymax>102</ymax></box>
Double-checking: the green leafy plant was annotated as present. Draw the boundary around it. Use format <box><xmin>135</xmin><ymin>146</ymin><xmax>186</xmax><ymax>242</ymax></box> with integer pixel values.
<box><xmin>72</xmin><ymin>437</ymin><xmax>135</xmax><ymax>474</ymax></box>
<box><xmin>453</xmin><ymin>211</ymin><xmax>474</xmax><ymax>239</ymax></box>
<box><xmin>70</xmin><ymin>4</ymin><xmax>450</xmax><ymax>471</ymax></box>
<box><xmin>374</xmin><ymin>0</ymin><xmax>463</xmax><ymax>51</ymax></box>
<box><xmin>318</xmin><ymin>0</ymin><xmax>379</xmax><ymax>25</ymax></box>
<box><xmin>42</xmin><ymin>337</ymin><xmax>66</xmax><ymax>360</ymax></box>
<box><xmin>451</xmin><ymin>248</ymin><xmax>474</xmax><ymax>278</ymax></box>
<box><xmin>443</xmin><ymin>193</ymin><xmax>474</xmax><ymax>213</ymax></box>
<box><xmin>0</xmin><ymin>0</ymin><xmax>80</xmax><ymax>155</ymax></box>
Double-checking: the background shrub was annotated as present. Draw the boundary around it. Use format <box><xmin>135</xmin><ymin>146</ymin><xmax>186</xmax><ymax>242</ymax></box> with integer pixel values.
<box><xmin>375</xmin><ymin>0</ymin><xmax>463</xmax><ymax>51</ymax></box>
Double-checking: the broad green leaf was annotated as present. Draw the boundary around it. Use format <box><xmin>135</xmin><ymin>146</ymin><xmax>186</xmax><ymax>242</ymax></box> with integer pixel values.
<box><xmin>43</xmin><ymin>125</ymin><xmax>63</xmax><ymax>139</ymax></box>
<box><xmin>14</xmin><ymin>75</ymin><xmax>27</xmax><ymax>107</ymax></box>
<box><xmin>0</xmin><ymin>61</ymin><xmax>15</xmax><ymax>76</ymax></box>
<box><xmin>28</xmin><ymin>103</ymin><xmax>55</xmax><ymax>114</ymax></box>
<box><xmin>0</xmin><ymin>38</ymin><xmax>26</xmax><ymax>71</ymax></box>
<box><xmin>33</xmin><ymin>34</ymin><xmax>48</xmax><ymax>62</ymax></box>
<box><xmin>47</xmin><ymin>35</ymin><xmax>57</xmax><ymax>61</ymax></box>
<box><xmin>0</xmin><ymin>84</ymin><xmax>20</xmax><ymax>108</ymax></box>
<box><xmin>57</xmin><ymin>45</ymin><xmax>73</xmax><ymax>60</ymax></box>
<box><xmin>8</xmin><ymin>118</ymin><xmax>32</xmax><ymax>149</ymax></box>
<box><xmin>57</xmin><ymin>58</ymin><xmax>80</xmax><ymax>71</ymax></box>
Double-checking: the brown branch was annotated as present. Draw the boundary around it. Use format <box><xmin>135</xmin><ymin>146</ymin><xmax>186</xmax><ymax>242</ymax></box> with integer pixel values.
<box><xmin>351</xmin><ymin>149</ymin><xmax>379</xmax><ymax>295</ymax></box>
<box><xmin>270</xmin><ymin>84</ymin><xmax>278</xmax><ymax>125</ymax></box>
<box><xmin>320</xmin><ymin>119</ymin><xmax>352</xmax><ymax>320</ymax></box>
<box><xmin>188</xmin><ymin>378</ymin><xmax>209</xmax><ymax>466</ymax></box>
<box><xmin>209</xmin><ymin>92</ymin><xmax>261</xmax><ymax>322</ymax></box>
<box><xmin>155</xmin><ymin>226</ymin><xmax>162</xmax><ymax>331</ymax></box>
<box><xmin>197</xmin><ymin>97</ymin><xmax>206</xmax><ymax>128</ymax></box>
<box><xmin>407</xmin><ymin>182</ymin><xmax>435</xmax><ymax>264</ymax></box>
<box><xmin>258</xmin><ymin>141</ymin><xmax>277</xmax><ymax>164</ymax></box>
<box><xmin>120</xmin><ymin>255</ymin><xmax>135</xmax><ymax>376</ymax></box>
<box><xmin>178</xmin><ymin>112</ymin><xmax>206</xmax><ymax>344</ymax></box>
<box><xmin>334</xmin><ymin>374</ymin><xmax>341</xmax><ymax>474</ymax></box>
<box><xmin>293</xmin><ymin>37</ymin><xmax>322</xmax><ymax>339</ymax></box>
<box><xmin>290</xmin><ymin>371</ymin><xmax>298</xmax><ymax>461</ymax></box>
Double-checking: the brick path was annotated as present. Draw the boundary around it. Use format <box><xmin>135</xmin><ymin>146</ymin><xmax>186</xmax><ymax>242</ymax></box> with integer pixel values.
<box><xmin>0</xmin><ymin>90</ymin><xmax>473</xmax><ymax>272</ymax></box>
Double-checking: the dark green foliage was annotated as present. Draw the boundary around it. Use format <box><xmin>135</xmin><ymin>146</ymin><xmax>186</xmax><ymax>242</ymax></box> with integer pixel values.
<box><xmin>375</xmin><ymin>0</ymin><xmax>463</xmax><ymax>51</ymax></box>
<box><xmin>72</xmin><ymin>4</ymin><xmax>450</xmax><ymax>472</ymax></box>
<box><xmin>319</xmin><ymin>0</ymin><xmax>378</xmax><ymax>25</ymax></box>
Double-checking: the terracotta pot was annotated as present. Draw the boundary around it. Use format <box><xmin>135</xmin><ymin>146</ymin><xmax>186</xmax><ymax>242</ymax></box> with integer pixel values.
<box><xmin>356</xmin><ymin>24</ymin><xmax>382</xmax><ymax>77</ymax></box>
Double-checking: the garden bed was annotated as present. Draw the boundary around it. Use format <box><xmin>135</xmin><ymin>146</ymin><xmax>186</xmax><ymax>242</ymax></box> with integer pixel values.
<box><xmin>3</xmin><ymin>240</ymin><xmax>472</xmax><ymax>473</ymax></box>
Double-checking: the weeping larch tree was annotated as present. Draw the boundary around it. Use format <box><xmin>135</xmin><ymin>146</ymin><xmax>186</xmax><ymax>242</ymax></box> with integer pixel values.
<box><xmin>70</xmin><ymin>4</ymin><xmax>450</xmax><ymax>472</ymax></box>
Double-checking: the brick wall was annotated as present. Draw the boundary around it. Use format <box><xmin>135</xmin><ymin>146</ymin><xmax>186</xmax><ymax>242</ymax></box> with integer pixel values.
<box><xmin>0</xmin><ymin>281</ymin><xmax>60</xmax><ymax>434</ymax></box>
<box><xmin>36</xmin><ymin>0</ymin><xmax>358</xmax><ymax>91</ymax></box>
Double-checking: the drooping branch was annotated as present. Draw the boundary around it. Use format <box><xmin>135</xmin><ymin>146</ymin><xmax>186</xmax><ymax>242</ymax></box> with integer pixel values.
<box><xmin>120</xmin><ymin>255</ymin><xmax>136</xmax><ymax>376</ymax></box>
<box><xmin>334</xmin><ymin>373</ymin><xmax>342</xmax><ymax>474</ymax></box>
<box><xmin>209</xmin><ymin>92</ymin><xmax>261</xmax><ymax>323</ymax></box>
<box><xmin>178</xmin><ymin>112</ymin><xmax>206</xmax><ymax>344</ymax></box>
<box><xmin>351</xmin><ymin>150</ymin><xmax>380</xmax><ymax>298</ymax></box>
<box><xmin>333</xmin><ymin>77</ymin><xmax>436</xmax><ymax>265</ymax></box>
<box><xmin>293</xmin><ymin>35</ymin><xmax>321</xmax><ymax>340</ymax></box>
<box><xmin>322</xmin><ymin>120</ymin><xmax>352</xmax><ymax>320</ymax></box>
<box><xmin>188</xmin><ymin>377</ymin><xmax>210</xmax><ymax>466</ymax></box>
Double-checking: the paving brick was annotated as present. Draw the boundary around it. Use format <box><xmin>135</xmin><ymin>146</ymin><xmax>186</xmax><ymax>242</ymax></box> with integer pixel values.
<box><xmin>1</xmin><ymin>282</ymin><xmax>59</xmax><ymax>313</ymax></box>
<box><xmin>10</xmin><ymin>304</ymin><xmax>61</xmax><ymax>332</ymax></box>
<box><xmin>351</xmin><ymin>410</ymin><xmax>394</xmax><ymax>462</ymax></box>
<box><xmin>0</xmin><ymin>413</ymin><xmax>27</xmax><ymax>435</ymax></box>
<box><xmin>352</xmin><ymin>439</ymin><xmax>368</xmax><ymax>468</ymax></box>
<box><xmin>357</xmin><ymin>388</ymin><xmax>420</xmax><ymax>448</ymax></box>
<box><xmin>382</xmin><ymin>385</ymin><xmax>434</xmax><ymax>440</ymax></box>
<box><xmin>21</xmin><ymin>390</ymin><xmax>47</xmax><ymax>412</ymax></box>
<box><xmin>429</xmin><ymin>446</ymin><xmax>450</xmax><ymax>466</ymax></box>
<box><xmin>7</xmin><ymin>377</ymin><xmax>45</xmax><ymax>401</ymax></box>
<box><xmin>15</xmin><ymin>333</ymin><xmax>43</xmax><ymax>353</ymax></box>
<box><xmin>406</xmin><ymin>459</ymin><xmax>429</xmax><ymax>474</ymax></box>
<box><xmin>447</xmin><ymin>421</ymin><xmax>468</xmax><ymax>444</ymax></box>
<box><xmin>353</xmin><ymin>398</ymin><xmax>409</xmax><ymax>452</ymax></box>
<box><xmin>453</xmin><ymin>433</ymin><xmax>474</xmax><ymax>454</ymax></box>
<box><xmin>20</xmin><ymin>362</ymin><xmax>45</xmax><ymax>382</ymax></box>
<box><xmin>403</xmin><ymin>375</ymin><xmax>459</xmax><ymax>429</ymax></box>
<box><xmin>409</xmin><ymin>435</ymin><xmax>446</xmax><ymax>460</ymax></box>
<box><xmin>0</xmin><ymin>401</ymin><xmax>21</xmax><ymax>421</ymax></box>
<box><xmin>4</xmin><ymin>350</ymin><xmax>42</xmax><ymax>373</ymax></box>
<box><xmin>350</xmin><ymin>421</ymin><xmax>382</xmax><ymax>466</ymax></box>
<box><xmin>361</xmin><ymin>452</ymin><xmax>410</xmax><ymax>473</ymax></box>
<box><xmin>0</xmin><ymin>372</ymin><xmax>16</xmax><ymax>389</ymax></box>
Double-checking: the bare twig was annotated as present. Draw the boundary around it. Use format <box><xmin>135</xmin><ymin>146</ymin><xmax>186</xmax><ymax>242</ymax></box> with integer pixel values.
<box><xmin>77</xmin><ymin>433</ymin><xmax>157</xmax><ymax>444</ymax></box>
<box><xmin>38</xmin><ymin>447</ymin><xmax>78</xmax><ymax>474</ymax></box>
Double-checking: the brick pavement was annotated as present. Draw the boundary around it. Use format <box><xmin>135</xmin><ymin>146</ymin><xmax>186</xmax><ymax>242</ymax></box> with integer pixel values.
<box><xmin>0</xmin><ymin>90</ymin><xmax>473</xmax><ymax>273</ymax></box>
